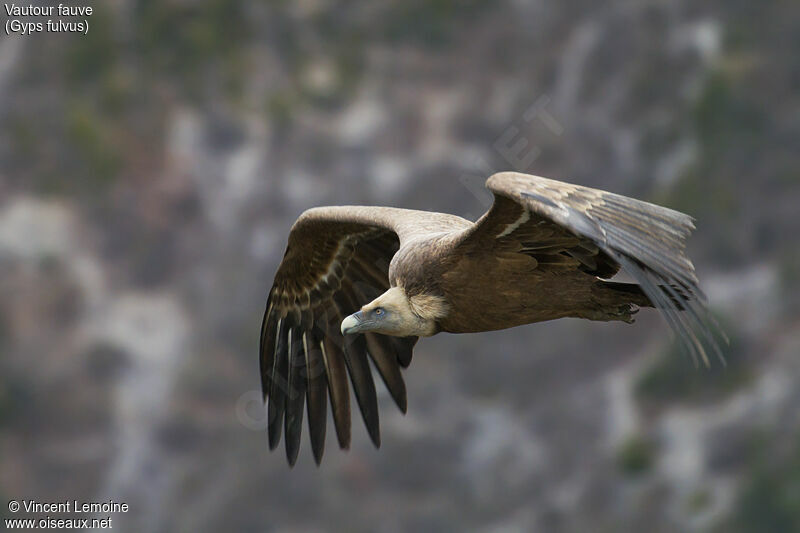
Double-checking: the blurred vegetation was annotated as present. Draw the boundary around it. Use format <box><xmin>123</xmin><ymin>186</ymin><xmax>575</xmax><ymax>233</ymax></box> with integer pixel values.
<box><xmin>686</xmin><ymin>488</ymin><xmax>712</xmax><ymax>514</ymax></box>
<box><xmin>0</xmin><ymin>308</ymin><xmax>24</xmax><ymax>435</ymax></box>
<box><xmin>64</xmin><ymin>5</ymin><xmax>116</xmax><ymax>85</ymax></box>
<box><xmin>381</xmin><ymin>0</ymin><xmax>494</xmax><ymax>47</ymax></box>
<box><xmin>778</xmin><ymin>251</ymin><xmax>800</xmax><ymax>315</ymax></box>
<box><xmin>663</xmin><ymin>67</ymin><xmax>760</xmax><ymax>221</ymax></box>
<box><xmin>264</xmin><ymin>0</ymin><xmax>495</xmax><ymax>121</ymax></box>
<box><xmin>266</xmin><ymin>90</ymin><xmax>300</xmax><ymax>131</ymax></box>
<box><xmin>0</xmin><ymin>368</ymin><xmax>36</xmax><ymax>431</ymax></box>
<box><xmin>692</xmin><ymin>70</ymin><xmax>765</xmax><ymax>164</ymax></box>
<box><xmin>718</xmin><ymin>434</ymin><xmax>800</xmax><ymax>533</ymax></box>
<box><xmin>65</xmin><ymin>103</ymin><xmax>122</xmax><ymax>190</ymax></box>
<box><xmin>656</xmin><ymin>15</ymin><xmax>798</xmax><ymax>267</ymax></box>
<box><xmin>0</xmin><ymin>375</ymin><xmax>7</xmax><ymax>429</ymax></box>
<box><xmin>635</xmin><ymin>315</ymin><xmax>751</xmax><ymax>408</ymax></box>
<box><xmin>133</xmin><ymin>0</ymin><xmax>249</xmax><ymax>100</ymax></box>
<box><xmin>617</xmin><ymin>434</ymin><xmax>656</xmax><ymax>476</ymax></box>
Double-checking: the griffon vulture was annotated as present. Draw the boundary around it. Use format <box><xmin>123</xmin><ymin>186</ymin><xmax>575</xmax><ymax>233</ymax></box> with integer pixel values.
<box><xmin>260</xmin><ymin>172</ymin><xmax>723</xmax><ymax>465</ymax></box>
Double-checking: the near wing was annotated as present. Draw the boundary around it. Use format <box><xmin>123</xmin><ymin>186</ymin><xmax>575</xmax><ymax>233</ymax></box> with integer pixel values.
<box><xmin>466</xmin><ymin>172</ymin><xmax>725</xmax><ymax>365</ymax></box>
<box><xmin>261</xmin><ymin>207</ymin><xmax>418</xmax><ymax>466</ymax></box>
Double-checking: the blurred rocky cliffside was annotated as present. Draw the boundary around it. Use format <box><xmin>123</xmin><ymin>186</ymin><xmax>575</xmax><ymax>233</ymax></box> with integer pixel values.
<box><xmin>1</xmin><ymin>1</ymin><xmax>799</xmax><ymax>532</ymax></box>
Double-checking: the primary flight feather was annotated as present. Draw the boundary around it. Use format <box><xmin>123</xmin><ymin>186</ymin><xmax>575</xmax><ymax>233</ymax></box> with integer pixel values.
<box><xmin>260</xmin><ymin>172</ymin><xmax>723</xmax><ymax>465</ymax></box>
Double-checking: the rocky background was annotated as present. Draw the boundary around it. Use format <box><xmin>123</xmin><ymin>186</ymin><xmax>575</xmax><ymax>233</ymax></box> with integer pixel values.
<box><xmin>1</xmin><ymin>1</ymin><xmax>799</xmax><ymax>532</ymax></box>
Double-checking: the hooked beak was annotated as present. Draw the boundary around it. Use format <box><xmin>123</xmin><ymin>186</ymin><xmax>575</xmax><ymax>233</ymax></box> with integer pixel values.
<box><xmin>340</xmin><ymin>310</ymin><xmax>366</xmax><ymax>335</ymax></box>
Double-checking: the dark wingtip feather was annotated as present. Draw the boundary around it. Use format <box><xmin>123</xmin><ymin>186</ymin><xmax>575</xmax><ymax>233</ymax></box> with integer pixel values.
<box><xmin>284</xmin><ymin>327</ymin><xmax>306</xmax><ymax>466</ymax></box>
<box><xmin>365</xmin><ymin>333</ymin><xmax>408</xmax><ymax>414</ymax></box>
<box><xmin>322</xmin><ymin>337</ymin><xmax>352</xmax><ymax>450</ymax></box>
<box><xmin>342</xmin><ymin>334</ymin><xmax>381</xmax><ymax>448</ymax></box>
<box><xmin>305</xmin><ymin>331</ymin><xmax>328</xmax><ymax>466</ymax></box>
<box><xmin>268</xmin><ymin>317</ymin><xmax>289</xmax><ymax>450</ymax></box>
<box><xmin>398</xmin><ymin>397</ymin><xmax>408</xmax><ymax>415</ymax></box>
<box><xmin>259</xmin><ymin>302</ymin><xmax>277</xmax><ymax>402</ymax></box>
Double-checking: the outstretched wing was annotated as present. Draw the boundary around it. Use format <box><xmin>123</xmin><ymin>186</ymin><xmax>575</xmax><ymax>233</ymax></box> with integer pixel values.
<box><xmin>261</xmin><ymin>206</ymin><xmax>467</xmax><ymax>465</ymax></box>
<box><xmin>461</xmin><ymin>172</ymin><xmax>724</xmax><ymax>365</ymax></box>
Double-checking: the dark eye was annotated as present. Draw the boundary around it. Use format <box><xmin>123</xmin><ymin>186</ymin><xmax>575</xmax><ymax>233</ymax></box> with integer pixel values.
<box><xmin>374</xmin><ymin>307</ymin><xmax>384</xmax><ymax>316</ymax></box>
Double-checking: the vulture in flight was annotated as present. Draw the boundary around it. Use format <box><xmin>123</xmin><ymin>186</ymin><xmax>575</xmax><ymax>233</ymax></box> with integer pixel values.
<box><xmin>260</xmin><ymin>172</ymin><xmax>723</xmax><ymax>465</ymax></box>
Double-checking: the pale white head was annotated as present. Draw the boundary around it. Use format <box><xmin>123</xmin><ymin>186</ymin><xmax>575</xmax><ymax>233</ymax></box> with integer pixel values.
<box><xmin>340</xmin><ymin>287</ymin><xmax>447</xmax><ymax>338</ymax></box>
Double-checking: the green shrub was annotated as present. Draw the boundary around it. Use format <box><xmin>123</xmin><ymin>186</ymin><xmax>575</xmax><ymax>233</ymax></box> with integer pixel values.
<box><xmin>617</xmin><ymin>434</ymin><xmax>656</xmax><ymax>476</ymax></box>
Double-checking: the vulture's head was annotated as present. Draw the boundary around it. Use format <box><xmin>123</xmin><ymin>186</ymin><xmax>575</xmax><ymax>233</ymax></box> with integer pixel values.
<box><xmin>340</xmin><ymin>287</ymin><xmax>447</xmax><ymax>338</ymax></box>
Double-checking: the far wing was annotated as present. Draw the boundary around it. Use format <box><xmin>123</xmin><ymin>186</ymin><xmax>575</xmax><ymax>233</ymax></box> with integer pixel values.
<box><xmin>460</xmin><ymin>172</ymin><xmax>725</xmax><ymax>365</ymax></box>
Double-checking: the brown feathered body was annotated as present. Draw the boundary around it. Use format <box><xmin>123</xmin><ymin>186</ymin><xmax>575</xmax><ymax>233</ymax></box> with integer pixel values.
<box><xmin>389</xmin><ymin>193</ymin><xmax>653</xmax><ymax>333</ymax></box>
<box><xmin>260</xmin><ymin>172</ymin><xmax>722</xmax><ymax>465</ymax></box>
<box><xmin>394</xmin><ymin>233</ymin><xmax>649</xmax><ymax>333</ymax></box>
